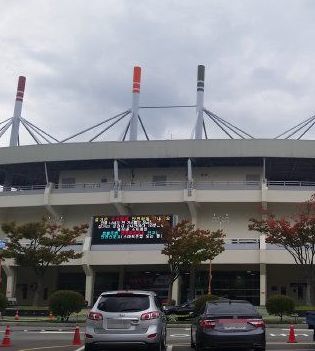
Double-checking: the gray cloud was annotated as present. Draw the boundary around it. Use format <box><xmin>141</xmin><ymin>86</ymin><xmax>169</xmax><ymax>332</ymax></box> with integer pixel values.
<box><xmin>0</xmin><ymin>0</ymin><xmax>315</xmax><ymax>145</ymax></box>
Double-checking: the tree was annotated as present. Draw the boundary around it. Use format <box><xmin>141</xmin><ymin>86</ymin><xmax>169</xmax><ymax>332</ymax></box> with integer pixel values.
<box><xmin>159</xmin><ymin>219</ymin><xmax>225</xmax><ymax>303</ymax></box>
<box><xmin>49</xmin><ymin>290</ymin><xmax>85</xmax><ymax>321</ymax></box>
<box><xmin>248</xmin><ymin>195</ymin><xmax>315</xmax><ymax>304</ymax></box>
<box><xmin>266</xmin><ymin>295</ymin><xmax>295</xmax><ymax>322</ymax></box>
<box><xmin>1</xmin><ymin>217</ymin><xmax>88</xmax><ymax>306</ymax></box>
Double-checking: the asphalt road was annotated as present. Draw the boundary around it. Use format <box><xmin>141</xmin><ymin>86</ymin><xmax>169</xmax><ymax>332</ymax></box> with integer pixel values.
<box><xmin>0</xmin><ymin>326</ymin><xmax>314</xmax><ymax>351</ymax></box>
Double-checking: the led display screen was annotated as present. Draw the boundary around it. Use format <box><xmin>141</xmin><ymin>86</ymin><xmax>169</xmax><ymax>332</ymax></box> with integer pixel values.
<box><xmin>91</xmin><ymin>215</ymin><xmax>172</xmax><ymax>244</ymax></box>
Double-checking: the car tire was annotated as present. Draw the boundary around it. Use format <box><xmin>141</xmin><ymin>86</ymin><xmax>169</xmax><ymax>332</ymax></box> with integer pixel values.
<box><xmin>149</xmin><ymin>340</ymin><xmax>162</xmax><ymax>351</ymax></box>
<box><xmin>161</xmin><ymin>328</ymin><xmax>167</xmax><ymax>350</ymax></box>
<box><xmin>84</xmin><ymin>344</ymin><xmax>96</xmax><ymax>351</ymax></box>
<box><xmin>190</xmin><ymin>328</ymin><xmax>195</xmax><ymax>348</ymax></box>
<box><xmin>254</xmin><ymin>348</ymin><xmax>266</xmax><ymax>351</ymax></box>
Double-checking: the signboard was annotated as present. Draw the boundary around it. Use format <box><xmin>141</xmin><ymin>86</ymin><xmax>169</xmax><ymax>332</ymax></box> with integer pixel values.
<box><xmin>92</xmin><ymin>215</ymin><xmax>172</xmax><ymax>244</ymax></box>
<box><xmin>0</xmin><ymin>241</ymin><xmax>6</xmax><ymax>250</ymax></box>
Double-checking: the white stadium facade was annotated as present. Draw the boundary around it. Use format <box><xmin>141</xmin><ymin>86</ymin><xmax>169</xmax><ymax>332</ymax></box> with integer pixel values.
<box><xmin>0</xmin><ymin>66</ymin><xmax>315</xmax><ymax>307</ymax></box>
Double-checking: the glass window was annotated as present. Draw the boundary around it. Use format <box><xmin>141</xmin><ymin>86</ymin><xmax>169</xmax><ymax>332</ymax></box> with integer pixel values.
<box><xmin>206</xmin><ymin>302</ymin><xmax>258</xmax><ymax>316</ymax></box>
<box><xmin>97</xmin><ymin>294</ymin><xmax>150</xmax><ymax>312</ymax></box>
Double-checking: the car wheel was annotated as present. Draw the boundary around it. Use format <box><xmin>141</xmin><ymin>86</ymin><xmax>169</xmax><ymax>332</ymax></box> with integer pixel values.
<box><xmin>161</xmin><ymin>328</ymin><xmax>167</xmax><ymax>350</ymax></box>
<box><xmin>84</xmin><ymin>344</ymin><xmax>96</xmax><ymax>351</ymax></box>
<box><xmin>149</xmin><ymin>340</ymin><xmax>162</xmax><ymax>351</ymax></box>
<box><xmin>254</xmin><ymin>348</ymin><xmax>266</xmax><ymax>351</ymax></box>
<box><xmin>190</xmin><ymin>328</ymin><xmax>195</xmax><ymax>348</ymax></box>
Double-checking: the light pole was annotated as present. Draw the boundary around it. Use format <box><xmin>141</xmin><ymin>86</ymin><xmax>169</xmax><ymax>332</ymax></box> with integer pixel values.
<box><xmin>208</xmin><ymin>213</ymin><xmax>229</xmax><ymax>294</ymax></box>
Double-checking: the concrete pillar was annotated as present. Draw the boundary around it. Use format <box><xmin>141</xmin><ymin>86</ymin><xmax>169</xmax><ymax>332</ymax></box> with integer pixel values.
<box><xmin>171</xmin><ymin>277</ymin><xmax>181</xmax><ymax>304</ymax></box>
<box><xmin>3</xmin><ymin>266</ymin><xmax>16</xmax><ymax>299</ymax></box>
<box><xmin>83</xmin><ymin>265</ymin><xmax>95</xmax><ymax>307</ymax></box>
<box><xmin>260</xmin><ymin>263</ymin><xmax>267</xmax><ymax>306</ymax></box>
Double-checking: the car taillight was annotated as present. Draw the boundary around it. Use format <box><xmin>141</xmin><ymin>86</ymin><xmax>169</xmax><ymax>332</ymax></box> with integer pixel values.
<box><xmin>88</xmin><ymin>312</ymin><xmax>103</xmax><ymax>321</ymax></box>
<box><xmin>248</xmin><ymin>319</ymin><xmax>265</xmax><ymax>328</ymax></box>
<box><xmin>141</xmin><ymin>311</ymin><xmax>160</xmax><ymax>320</ymax></box>
<box><xmin>199</xmin><ymin>319</ymin><xmax>216</xmax><ymax>329</ymax></box>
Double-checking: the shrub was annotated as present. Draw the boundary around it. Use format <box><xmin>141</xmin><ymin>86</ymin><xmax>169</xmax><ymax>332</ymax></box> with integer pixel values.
<box><xmin>266</xmin><ymin>295</ymin><xmax>295</xmax><ymax>321</ymax></box>
<box><xmin>193</xmin><ymin>294</ymin><xmax>220</xmax><ymax>315</ymax></box>
<box><xmin>49</xmin><ymin>290</ymin><xmax>85</xmax><ymax>321</ymax></box>
<box><xmin>0</xmin><ymin>293</ymin><xmax>8</xmax><ymax>312</ymax></box>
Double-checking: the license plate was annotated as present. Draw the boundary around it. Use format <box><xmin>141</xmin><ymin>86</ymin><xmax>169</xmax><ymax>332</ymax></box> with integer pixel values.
<box><xmin>224</xmin><ymin>324</ymin><xmax>246</xmax><ymax>330</ymax></box>
<box><xmin>107</xmin><ymin>319</ymin><xmax>130</xmax><ymax>329</ymax></box>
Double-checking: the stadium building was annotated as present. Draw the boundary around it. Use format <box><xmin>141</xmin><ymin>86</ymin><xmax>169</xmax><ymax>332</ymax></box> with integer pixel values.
<box><xmin>0</xmin><ymin>66</ymin><xmax>314</xmax><ymax>306</ymax></box>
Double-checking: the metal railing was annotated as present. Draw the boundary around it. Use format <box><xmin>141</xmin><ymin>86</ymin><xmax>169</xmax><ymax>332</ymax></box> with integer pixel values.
<box><xmin>2</xmin><ymin>179</ymin><xmax>315</xmax><ymax>195</ymax></box>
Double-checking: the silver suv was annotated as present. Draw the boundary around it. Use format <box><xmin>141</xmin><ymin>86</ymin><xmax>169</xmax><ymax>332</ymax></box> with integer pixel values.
<box><xmin>85</xmin><ymin>290</ymin><xmax>167</xmax><ymax>350</ymax></box>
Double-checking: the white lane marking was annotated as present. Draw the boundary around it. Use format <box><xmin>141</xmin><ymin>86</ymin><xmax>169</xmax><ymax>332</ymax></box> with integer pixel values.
<box><xmin>280</xmin><ymin>333</ymin><xmax>287</xmax><ymax>336</ymax></box>
<box><xmin>166</xmin><ymin>346</ymin><xmax>173</xmax><ymax>351</ymax></box>
<box><xmin>185</xmin><ymin>328</ymin><xmax>190</xmax><ymax>331</ymax></box>
<box><xmin>74</xmin><ymin>346</ymin><xmax>84</xmax><ymax>351</ymax></box>
<box><xmin>282</xmin><ymin>328</ymin><xmax>310</xmax><ymax>331</ymax></box>
<box><xmin>19</xmin><ymin>345</ymin><xmax>75</xmax><ymax>351</ymax></box>
<box><xmin>169</xmin><ymin>333</ymin><xmax>190</xmax><ymax>338</ymax></box>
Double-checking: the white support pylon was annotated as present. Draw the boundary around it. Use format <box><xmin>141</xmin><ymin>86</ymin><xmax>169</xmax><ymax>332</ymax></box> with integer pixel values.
<box><xmin>194</xmin><ymin>65</ymin><xmax>205</xmax><ymax>139</ymax></box>
<box><xmin>129</xmin><ymin>66</ymin><xmax>141</xmax><ymax>141</ymax></box>
<box><xmin>9</xmin><ymin>76</ymin><xmax>26</xmax><ymax>146</ymax></box>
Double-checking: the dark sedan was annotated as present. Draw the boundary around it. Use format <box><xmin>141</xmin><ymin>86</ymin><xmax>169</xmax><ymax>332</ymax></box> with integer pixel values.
<box><xmin>164</xmin><ymin>300</ymin><xmax>195</xmax><ymax>315</ymax></box>
<box><xmin>191</xmin><ymin>299</ymin><xmax>266</xmax><ymax>350</ymax></box>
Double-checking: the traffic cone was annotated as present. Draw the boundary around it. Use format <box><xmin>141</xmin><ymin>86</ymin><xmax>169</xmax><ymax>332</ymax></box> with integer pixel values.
<box><xmin>1</xmin><ymin>325</ymin><xmax>11</xmax><ymax>346</ymax></box>
<box><xmin>287</xmin><ymin>324</ymin><xmax>297</xmax><ymax>343</ymax></box>
<box><xmin>72</xmin><ymin>326</ymin><xmax>81</xmax><ymax>345</ymax></box>
<box><xmin>14</xmin><ymin>310</ymin><xmax>19</xmax><ymax>321</ymax></box>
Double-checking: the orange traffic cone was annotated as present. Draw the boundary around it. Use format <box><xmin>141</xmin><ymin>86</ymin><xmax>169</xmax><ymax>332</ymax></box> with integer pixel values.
<box><xmin>72</xmin><ymin>326</ymin><xmax>81</xmax><ymax>345</ymax></box>
<box><xmin>14</xmin><ymin>310</ymin><xmax>19</xmax><ymax>321</ymax></box>
<box><xmin>287</xmin><ymin>324</ymin><xmax>297</xmax><ymax>343</ymax></box>
<box><xmin>1</xmin><ymin>325</ymin><xmax>11</xmax><ymax>346</ymax></box>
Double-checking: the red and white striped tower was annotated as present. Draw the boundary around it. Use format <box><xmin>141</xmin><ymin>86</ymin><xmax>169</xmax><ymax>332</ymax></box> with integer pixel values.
<box><xmin>9</xmin><ymin>76</ymin><xmax>26</xmax><ymax>146</ymax></box>
<box><xmin>194</xmin><ymin>65</ymin><xmax>205</xmax><ymax>139</ymax></box>
<box><xmin>129</xmin><ymin>66</ymin><xmax>141</xmax><ymax>141</ymax></box>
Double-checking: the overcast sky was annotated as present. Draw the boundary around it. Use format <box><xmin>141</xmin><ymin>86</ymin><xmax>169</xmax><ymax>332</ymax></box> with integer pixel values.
<box><xmin>1</xmin><ymin>0</ymin><xmax>315</xmax><ymax>145</ymax></box>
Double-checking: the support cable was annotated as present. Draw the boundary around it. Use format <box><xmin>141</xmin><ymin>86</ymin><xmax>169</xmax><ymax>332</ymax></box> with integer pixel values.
<box><xmin>297</xmin><ymin>120</ymin><xmax>315</xmax><ymax>140</ymax></box>
<box><xmin>20</xmin><ymin>119</ymin><xmax>41</xmax><ymax>144</ymax></box>
<box><xmin>207</xmin><ymin>111</ymin><xmax>245</xmax><ymax>139</ymax></box>
<box><xmin>140</xmin><ymin>105</ymin><xmax>196</xmax><ymax>109</ymax></box>
<box><xmin>89</xmin><ymin>111</ymin><xmax>130</xmax><ymax>142</ymax></box>
<box><xmin>202</xmin><ymin>120</ymin><xmax>208</xmax><ymax>139</ymax></box>
<box><xmin>138</xmin><ymin>115</ymin><xmax>149</xmax><ymax>140</ymax></box>
<box><xmin>22</xmin><ymin>118</ymin><xmax>59</xmax><ymax>142</ymax></box>
<box><xmin>274</xmin><ymin>115</ymin><xmax>315</xmax><ymax>139</ymax></box>
<box><xmin>0</xmin><ymin>118</ymin><xmax>12</xmax><ymax>127</ymax></box>
<box><xmin>204</xmin><ymin>110</ymin><xmax>234</xmax><ymax>139</ymax></box>
<box><xmin>0</xmin><ymin>120</ymin><xmax>13</xmax><ymax>139</ymax></box>
<box><xmin>61</xmin><ymin>110</ymin><xmax>130</xmax><ymax>142</ymax></box>
<box><xmin>22</xmin><ymin>119</ymin><xmax>52</xmax><ymax>144</ymax></box>
<box><xmin>284</xmin><ymin>116</ymin><xmax>315</xmax><ymax>139</ymax></box>
<box><xmin>122</xmin><ymin>121</ymin><xmax>130</xmax><ymax>141</ymax></box>
<box><xmin>204</xmin><ymin>109</ymin><xmax>254</xmax><ymax>138</ymax></box>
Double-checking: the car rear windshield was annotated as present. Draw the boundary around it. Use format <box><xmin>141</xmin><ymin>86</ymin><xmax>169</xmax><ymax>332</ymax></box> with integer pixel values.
<box><xmin>97</xmin><ymin>294</ymin><xmax>150</xmax><ymax>312</ymax></box>
<box><xmin>206</xmin><ymin>302</ymin><xmax>258</xmax><ymax>316</ymax></box>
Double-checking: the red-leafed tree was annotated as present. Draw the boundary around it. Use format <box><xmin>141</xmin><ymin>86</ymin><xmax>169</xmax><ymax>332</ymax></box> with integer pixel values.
<box><xmin>248</xmin><ymin>195</ymin><xmax>315</xmax><ymax>304</ymax></box>
<box><xmin>158</xmin><ymin>219</ymin><xmax>225</xmax><ymax>303</ymax></box>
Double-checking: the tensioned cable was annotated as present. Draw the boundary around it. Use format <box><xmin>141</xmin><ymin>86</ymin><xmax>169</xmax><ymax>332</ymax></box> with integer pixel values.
<box><xmin>284</xmin><ymin>116</ymin><xmax>315</xmax><ymax>139</ymax></box>
<box><xmin>205</xmin><ymin>109</ymin><xmax>253</xmax><ymax>138</ymax></box>
<box><xmin>138</xmin><ymin>115</ymin><xmax>149</xmax><ymax>141</ymax></box>
<box><xmin>61</xmin><ymin>110</ymin><xmax>130</xmax><ymax>142</ymax></box>
<box><xmin>0</xmin><ymin>118</ymin><xmax>12</xmax><ymax>127</ymax></box>
<box><xmin>20</xmin><ymin>119</ymin><xmax>41</xmax><ymax>144</ymax></box>
<box><xmin>297</xmin><ymin>120</ymin><xmax>315</xmax><ymax>140</ymax></box>
<box><xmin>22</xmin><ymin>119</ymin><xmax>52</xmax><ymax>144</ymax></box>
<box><xmin>202</xmin><ymin>120</ymin><xmax>208</xmax><ymax>139</ymax></box>
<box><xmin>122</xmin><ymin>121</ymin><xmax>130</xmax><ymax>141</ymax></box>
<box><xmin>140</xmin><ymin>105</ymin><xmax>196</xmax><ymax>109</ymax></box>
<box><xmin>22</xmin><ymin>118</ymin><xmax>59</xmax><ymax>142</ymax></box>
<box><xmin>204</xmin><ymin>110</ymin><xmax>233</xmax><ymax>139</ymax></box>
<box><xmin>207</xmin><ymin>111</ymin><xmax>245</xmax><ymax>139</ymax></box>
<box><xmin>274</xmin><ymin>115</ymin><xmax>315</xmax><ymax>139</ymax></box>
<box><xmin>89</xmin><ymin>111</ymin><xmax>130</xmax><ymax>142</ymax></box>
<box><xmin>0</xmin><ymin>120</ymin><xmax>12</xmax><ymax>138</ymax></box>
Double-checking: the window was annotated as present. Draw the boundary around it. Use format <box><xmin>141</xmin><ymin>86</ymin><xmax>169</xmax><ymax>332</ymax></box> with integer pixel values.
<box><xmin>152</xmin><ymin>175</ymin><xmax>167</xmax><ymax>186</ymax></box>
<box><xmin>97</xmin><ymin>294</ymin><xmax>150</xmax><ymax>312</ymax></box>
